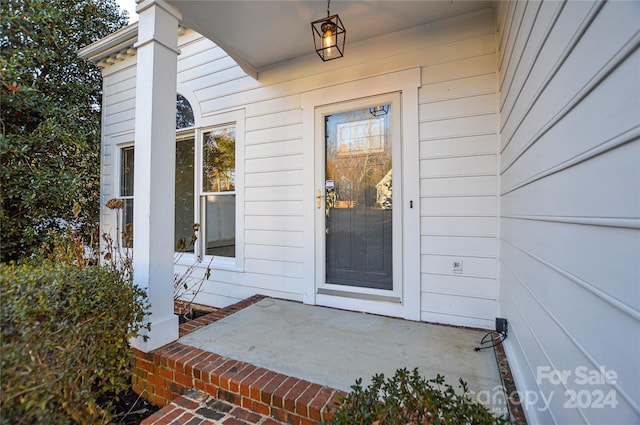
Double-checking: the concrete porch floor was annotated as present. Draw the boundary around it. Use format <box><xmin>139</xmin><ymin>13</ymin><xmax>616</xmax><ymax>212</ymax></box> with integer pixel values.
<box><xmin>137</xmin><ymin>296</ymin><xmax>521</xmax><ymax>424</ymax></box>
<box><xmin>179</xmin><ymin>298</ymin><xmax>503</xmax><ymax>397</ymax></box>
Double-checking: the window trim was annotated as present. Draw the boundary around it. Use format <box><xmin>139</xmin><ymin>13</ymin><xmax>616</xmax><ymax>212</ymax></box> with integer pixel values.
<box><xmin>175</xmin><ymin>130</ymin><xmax>197</xmax><ymax>255</ymax></box>
<box><xmin>116</xmin><ymin>142</ymin><xmax>135</xmax><ymax>249</ymax></box>
<box><xmin>194</xmin><ymin>109</ymin><xmax>245</xmax><ymax>271</ymax></box>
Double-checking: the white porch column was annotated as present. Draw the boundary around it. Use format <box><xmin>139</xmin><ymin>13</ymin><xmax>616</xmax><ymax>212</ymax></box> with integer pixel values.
<box><xmin>131</xmin><ymin>0</ymin><xmax>181</xmax><ymax>352</ymax></box>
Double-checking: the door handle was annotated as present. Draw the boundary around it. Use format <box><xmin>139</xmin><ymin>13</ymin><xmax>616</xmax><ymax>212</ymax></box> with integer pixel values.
<box><xmin>316</xmin><ymin>190</ymin><xmax>325</xmax><ymax>209</ymax></box>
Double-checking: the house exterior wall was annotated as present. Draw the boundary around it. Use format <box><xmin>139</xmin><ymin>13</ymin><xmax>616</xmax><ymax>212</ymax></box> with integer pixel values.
<box><xmin>496</xmin><ymin>1</ymin><xmax>640</xmax><ymax>423</ymax></box>
<box><xmin>98</xmin><ymin>8</ymin><xmax>500</xmax><ymax>329</ymax></box>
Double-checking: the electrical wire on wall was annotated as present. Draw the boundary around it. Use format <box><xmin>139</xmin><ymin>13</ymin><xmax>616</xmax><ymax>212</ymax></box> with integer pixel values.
<box><xmin>474</xmin><ymin>318</ymin><xmax>508</xmax><ymax>352</ymax></box>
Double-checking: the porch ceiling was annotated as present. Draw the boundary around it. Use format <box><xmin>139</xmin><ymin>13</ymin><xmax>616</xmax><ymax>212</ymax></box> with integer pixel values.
<box><xmin>166</xmin><ymin>0</ymin><xmax>493</xmax><ymax>77</ymax></box>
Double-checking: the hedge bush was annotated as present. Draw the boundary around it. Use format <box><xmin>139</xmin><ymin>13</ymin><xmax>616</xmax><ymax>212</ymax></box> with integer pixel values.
<box><xmin>0</xmin><ymin>261</ymin><xmax>148</xmax><ymax>424</ymax></box>
<box><xmin>324</xmin><ymin>367</ymin><xmax>508</xmax><ymax>425</ymax></box>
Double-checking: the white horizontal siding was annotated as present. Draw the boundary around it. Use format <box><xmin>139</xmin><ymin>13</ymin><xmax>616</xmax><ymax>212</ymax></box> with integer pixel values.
<box><xmin>410</xmin><ymin>9</ymin><xmax>500</xmax><ymax>329</ymax></box>
<box><xmin>421</xmin><ymin>175</ymin><xmax>497</xmax><ymax>197</ymax></box>
<box><xmin>421</xmin><ymin>216</ymin><xmax>498</xmax><ymax>237</ymax></box>
<box><xmin>99</xmin><ymin>11</ymin><xmax>502</xmax><ymax>326</ymax></box>
<box><xmin>191</xmin><ymin>10</ymin><xmax>500</xmax><ymax>321</ymax></box>
<box><xmin>497</xmin><ymin>0</ymin><xmax>640</xmax><ymax>423</ymax></box>
<box><xmin>100</xmin><ymin>57</ymin><xmax>137</xmax><ymax>248</ymax></box>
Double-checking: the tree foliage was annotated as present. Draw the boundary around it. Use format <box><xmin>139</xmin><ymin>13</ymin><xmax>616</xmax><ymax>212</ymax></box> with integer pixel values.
<box><xmin>0</xmin><ymin>0</ymin><xmax>128</xmax><ymax>262</ymax></box>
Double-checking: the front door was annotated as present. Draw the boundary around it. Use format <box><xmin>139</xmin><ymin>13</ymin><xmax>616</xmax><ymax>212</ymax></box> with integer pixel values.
<box><xmin>316</xmin><ymin>94</ymin><xmax>402</xmax><ymax>301</ymax></box>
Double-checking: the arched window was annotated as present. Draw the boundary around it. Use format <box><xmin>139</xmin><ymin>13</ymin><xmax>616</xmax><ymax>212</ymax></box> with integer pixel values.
<box><xmin>176</xmin><ymin>94</ymin><xmax>195</xmax><ymax>129</ymax></box>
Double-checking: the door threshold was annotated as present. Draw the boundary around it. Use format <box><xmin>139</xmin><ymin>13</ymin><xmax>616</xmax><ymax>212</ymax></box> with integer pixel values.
<box><xmin>317</xmin><ymin>287</ymin><xmax>401</xmax><ymax>303</ymax></box>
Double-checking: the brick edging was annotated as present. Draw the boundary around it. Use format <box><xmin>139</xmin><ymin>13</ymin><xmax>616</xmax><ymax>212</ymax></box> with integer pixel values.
<box><xmin>132</xmin><ymin>295</ymin><xmax>344</xmax><ymax>424</ymax></box>
<box><xmin>493</xmin><ymin>334</ymin><xmax>528</xmax><ymax>425</ymax></box>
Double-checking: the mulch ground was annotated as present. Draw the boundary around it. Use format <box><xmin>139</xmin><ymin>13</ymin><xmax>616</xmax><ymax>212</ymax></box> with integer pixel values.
<box><xmin>110</xmin><ymin>388</ymin><xmax>160</xmax><ymax>424</ymax></box>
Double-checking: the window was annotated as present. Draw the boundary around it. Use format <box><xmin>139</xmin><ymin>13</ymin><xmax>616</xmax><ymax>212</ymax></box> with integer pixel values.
<box><xmin>174</xmin><ymin>126</ymin><xmax>236</xmax><ymax>257</ymax></box>
<box><xmin>336</xmin><ymin>116</ymin><xmax>386</xmax><ymax>155</ymax></box>
<box><xmin>201</xmin><ymin>126</ymin><xmax>236</xmax><ymax>257</ymax></box>
<box><xmin>176</xmin><ymin>94</ymin><xmax>195</xmax><ymax>129</ymax></box>
<box><xmin>119</xmin><ymin>146</ymin><xmax>134</xmax><ymax>247</ymax></box>
<box><xmin>175</xmin><ymin>133</ymin><xmax>196</xmax><ymax>252</ymax></box>
<box><xmin>118</xmin><ymin>95</ymin><xmax>240</xmax><ymax>261</ymax></box>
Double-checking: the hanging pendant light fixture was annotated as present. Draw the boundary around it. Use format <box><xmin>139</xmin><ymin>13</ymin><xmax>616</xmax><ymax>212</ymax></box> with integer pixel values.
<box><xmin>369</xmin><ymin>105</ymin><xmax>389</xmax><ymax>117</ymax></box>
<box><xmin>311</xmin><ymin>0</ymin><xmax>346</xmax><ymax>61</ymax></box>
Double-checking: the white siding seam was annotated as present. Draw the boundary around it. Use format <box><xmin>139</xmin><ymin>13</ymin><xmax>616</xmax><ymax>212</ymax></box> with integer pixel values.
<box><xmin>420</xmin><ymin>288</ymin><xmax>496</xmax><ymax>301</ymax></box>
<box><xmin>241</xmin><ymin>269</ymin><xmax>301</xmax><ymax>280</ymax></box>
<box><xmin>496</xmin><ymin>1</ymin><xmax>508</xmax><ymax>52</ymax></box>
<box><xmin>421</xmin><ymin>89</ymin><xmax>497</xmax><ymax>105</ymax></box>
<box><xmin>501</xmin><ymin>124</ymin><xmax>640</xmax><ymax>195</ymax></box>
<box><xmin>423</xmin><ymin>233</ymin><xmax>496</xmax><ymax>238</ymax></box>
<box><xmin>420</xmin><ymin>172</ymin><xmax>497</xmax><ymax>179</ymax></box>
<box><xmin>245</xmin><ymin>169</ymin><xmax>303</xmax><ymax>175</ymax></box>
<box><xmin>179</xmin><ymin>63</ymin><xmax>242</xmax><ymax>85</ymax></box>
<box><xmin>106</xmin><ymin>113</ymin><xmax>135</xmax><ymax>126</ymax></box>
<box><xmin>421</xmin><ymin>74</ymin><xmax>497</xmax><ymax>96</ymax></box>
<box><xmin>423</xmin><ymin>234</ymin><xmax>496</xmax><ymax>239</ymax></box>
<box><xmin>419</xmin><ymin>111</ymin><xmax>497</xmax><ymax>124</ymax></box>
<box><xmin>244</xmin><ymin>257</ymin><xmax>301</xmax><ymax>265</ymax></box>
<box><xmin>423</xmin><ymin>67</ymin><xmax>497</xmax><ymax>88</ymax></box>
<box><xmin>501</xmin><ymin>214</ymin><xmax>640</xmax><ymax>230</ymax></box>
<box><xmin>104</xmin><ymin>129</ymin><xmax>137</xmax><ymax>139</ymax></box>
<box><xmin>500</xmin><ymin>283</ymin><xmax>563</xmax><ymax>424</ymax></box>
<box><xmin>105</xmin><ymin>95</ymin><xmax>135</xmax><ymax>108</ymax></box>
<box><xmin>420</xmin><ymin>152</ymin><xmax>497</xmax><ymax>160</ymax></box>
<box><xmin>246</xmin><ymin>109</ymin><xmax>301</xmax><ymax>121</ymax></box>
<box><xmin>245</xmin><ymin>149</ymin><xmax>303</xmax><ymax>160</ymax></box>
<box><xmin>421</xmin><ymin>214</ymin><xmax>497</xmax><ymax>218</ymax></box>
<box><xmin>500</xmin><ymin>254</ymin><xmax>640</xmax><ymax>415</ymax></box>
<box><xmin>200</xmin><ymin>94</ymin><xmax>287</xmax><ymax>118</ymax></box>
<box><xmin>106</xmin><ymin>86</ymin><xmax>135</xmax><ymax>98</ymax></box>
<box><xmin>498</xmin><ymin>0</ymin><xmax>543</xmax><ymax>111</ymax></box>
<box><xmin>244</xmin><ymin>183</ymin><xmax>301</xmax><ymax>189</ymax></box>
<box><xmin>502</xmin><ymin>238</ymin><xmax>640</xmax><ymax>322</ymax></box>
<box><xmin>500</xmin><ymin>0</ymin><xmax>606</xmax><ymax>154</ymax></box>
<box><xmin>177</xmin><ymin>36</ymin><xmax>208</xmax><ymax>52</ymax></box>
<box><xmin>245</xmin><ymin>134</ymin><xmax>302</xmax><ymax>143</ymax></box>
<box><xmin>498</xmin><ymin>0</ymin><xmax>530</xmax><ymax>93</ymax></box>
<box><xmin>422</xmin><ymin>271</ymin><xmax>496</xmax><ymax>280</ymax></box>
<box><xmin>199</xmin><ymin>105</ymin><xmax>254</xmax><ymax>120</ymax></box>
<box><xmin>499</xmin><ymin>1</ymin><xmax>565</xmax><ymax>125</ymax></box>
<box><xmin>177</xmin><ymin>54</ymin><xmax>232</xmax><ymax>75</ymax></box>
<box><xmin>422</xmin><ymin>253</ymin><xmax>496</xmax><ymax>258</ymax></box>
<box><xmin>105</xmin><ymin>64</ymin><xmax>136</xmax><ymax>84</ymax></box>
<box><xmin>497</xmin><ymin>0</ymin><xmax>518</xmax><ymax>71</ymax></box>
<box><xmin>420</xmin><ymin>91</ymin><xmax>496</xmax><ymax>107</ymax></box>
<box><xmin>421</xmin><ymin>194</ymin><xmax>496</xmax><ymax>199</ymax></box>
<box><xmin>421</xmin><ymin>306</ymin><xmax>493</xmax><ymax>322</ymax></box>
<box><xmin>420</xmin><ymin>131</ymin><xmax>497</xmax><ymax>142</ymax></box>
<box><xmin>246</xmin><ymin>122</ymin><xmax>303</xmax><ymax>133</ymax></box>
<box><xmin>423</xmin><ymin>253</ymin><xmax>496</xmax><ymax>260</ymax></box>
<box><xmin>195</xmin><ymin>74</ymin><xmax>255</xmax><ymax>100</ymax></box>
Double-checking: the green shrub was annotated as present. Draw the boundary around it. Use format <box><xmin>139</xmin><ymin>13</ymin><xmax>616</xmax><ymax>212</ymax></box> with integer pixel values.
<box><xmin>0</xmin><ymin>261</ymin><xmax>149</xmax><ymax>424</ymax></box>
<box><xmin>323</xmin><ymin>368</ymin><xmax>508</xmax><ymax>425</ymax></box>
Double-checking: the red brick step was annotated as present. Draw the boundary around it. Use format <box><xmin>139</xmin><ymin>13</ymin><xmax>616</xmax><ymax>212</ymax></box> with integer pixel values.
<box><xmin>132</xmin><ymin>295</ymin><xmax>345</xmax><ymax>425</ymax></box>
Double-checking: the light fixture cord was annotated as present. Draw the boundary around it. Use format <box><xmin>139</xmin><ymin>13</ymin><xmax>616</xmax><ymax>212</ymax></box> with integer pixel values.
<box><xmin>327</xmin><ymin>0</ymin><xmax>331</xmax><ymax>16</ymax></box>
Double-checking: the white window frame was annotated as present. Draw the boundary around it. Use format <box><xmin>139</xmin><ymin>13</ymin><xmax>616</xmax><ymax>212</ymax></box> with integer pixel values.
<box><xmin>175</xmin><ymin>129</ymin><xmax>197</xmax><ymax>255</ymax></box>
<box><xmin>194</xmin><ymin>109</ymin><xmax>245</xmax><ymax>271</ymax></box>
<box><xmin>119</xmin><ymin>108</ymin><xmax>246</xmax><ymax>272</ymax></box>
<box><xmin>116</xmin><ymin>142</ymin><xmax>135</xmax><ymax>249</ymax></box>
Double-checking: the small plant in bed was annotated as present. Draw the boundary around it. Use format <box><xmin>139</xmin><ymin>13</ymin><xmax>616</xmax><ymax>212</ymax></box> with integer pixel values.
<box><xmin>323</xmin><ymin>367</ymin><xmax>508</xmax><ymax>425</ymax></box>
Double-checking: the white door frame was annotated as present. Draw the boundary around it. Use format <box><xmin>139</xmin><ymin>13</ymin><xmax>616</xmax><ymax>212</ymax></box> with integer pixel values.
<box><xmin>301</xmin><ymin>67</ymin><xmax>421</xmax><ymax>320</ymax></box>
